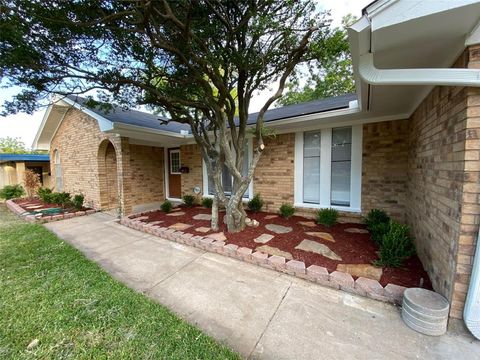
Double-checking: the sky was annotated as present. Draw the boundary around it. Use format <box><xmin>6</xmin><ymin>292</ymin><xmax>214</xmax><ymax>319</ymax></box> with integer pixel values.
<box><xmin>0</xmin><ymin>0</ymin><xmax>370</xmax><ymax>149</ymax></box>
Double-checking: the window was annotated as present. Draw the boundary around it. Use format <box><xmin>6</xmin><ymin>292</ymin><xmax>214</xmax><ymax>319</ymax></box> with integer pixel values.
<box><xmin>169</xmin><ymin>149</ymin><xmax>181</xmax><ymax>174</ymax></box>
<box><xmin>331</xmin><ymin>127</ymin><xmax>352</xmax><ymax>206</ymax></box>
<box><xmin>53</xmin><ymin>149</ymin><xmax>62</xmax><ymax>192</ymax></box>
<box><xmin>303</xmin><ymin>131</ymin><xmax>321</xmax><ymax>203</ymax></box>
<box><xmin>204</xmin><ymin>141</ymin><xmax>252</xmax><ymax>199</ymax></box>
<box><xmin>294</xmin><ymin>125</ymin><xmax>362</xmax><ymax>211</ymax></box>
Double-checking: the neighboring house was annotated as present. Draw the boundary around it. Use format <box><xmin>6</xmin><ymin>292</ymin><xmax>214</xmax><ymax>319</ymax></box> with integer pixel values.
<box><xmin>32</xmin><ymin>0</ymin><xmax>480</xmax><ymax>320</ymax></box>
<box><xmin>0</xmin><ymin>153</ymin><xmax>50</xmax><ymax>189</ymax></box>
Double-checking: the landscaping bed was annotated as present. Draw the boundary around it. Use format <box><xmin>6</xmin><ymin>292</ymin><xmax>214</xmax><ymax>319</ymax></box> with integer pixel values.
<box><xmin>129</xmin><ymin>206</ymin><xmax>432</xmax><ymax>290</ymax></box>
<box><xmin>7</xmin><ymin>198</ymin><xmax>95</xmax><ymax>222</ymax></box>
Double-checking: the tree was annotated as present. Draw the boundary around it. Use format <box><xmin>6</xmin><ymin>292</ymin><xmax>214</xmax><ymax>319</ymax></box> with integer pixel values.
<box><xmin>277</xmin><ymin>14</ymin><xmax>357</xmax><ymax>106</ymax></box>
<box><xmin>1</xmin><ymin>0</ymin><xmax>335</xmax><ymax>232</ymax></box>
<box><xmin>0</xmin><ymin>137</ymin><xmax>27</xmax><ymax>153</ymax></box>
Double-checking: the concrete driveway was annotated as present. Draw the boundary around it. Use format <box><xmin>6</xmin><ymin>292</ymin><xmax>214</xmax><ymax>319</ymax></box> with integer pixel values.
<box><xmin>45</xmin><ymin>213</ymin><xmax>479</xmax><ymax>359</ymax></box>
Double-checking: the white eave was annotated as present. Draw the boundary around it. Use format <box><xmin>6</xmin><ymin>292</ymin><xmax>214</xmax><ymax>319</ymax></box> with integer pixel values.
<box><xmin>348</xmin><ymin>0</ymin><xmax>480</xmax><ymax>118</ymax></box>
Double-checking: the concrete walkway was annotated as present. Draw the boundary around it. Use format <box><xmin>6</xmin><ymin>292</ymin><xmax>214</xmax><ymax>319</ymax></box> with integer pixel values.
<box><xmin>45</xmin><ymin>213</ymin><xmax>479</xmax><ymax>359</ymax></box>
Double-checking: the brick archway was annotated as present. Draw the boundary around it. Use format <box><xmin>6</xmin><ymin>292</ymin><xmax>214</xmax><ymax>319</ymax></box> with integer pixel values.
<box><xmin>98</xmin><ymin>139</ymin><xmax>119</xmax><ymax>212</ymax></box>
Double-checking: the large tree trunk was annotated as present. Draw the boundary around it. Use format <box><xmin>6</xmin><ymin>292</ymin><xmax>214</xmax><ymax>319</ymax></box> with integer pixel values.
<box><xmin>225</xmin><ymin>196</ymin><xmax>247</xmax><ymax>233</ymax></box>
<box><xmin>211</xmin><ymin>195</ymin><xmax>219</xmax><ymax>231</ymax></box>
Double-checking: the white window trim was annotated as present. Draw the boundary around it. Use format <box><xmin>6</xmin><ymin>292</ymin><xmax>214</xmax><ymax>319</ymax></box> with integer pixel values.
<box><xmin>294</xmin><ymin>124</ymin><xmax>362</xmax><ymax>213</ymax></box>
<box><xmin>202</xmin><ymin>138</ymin><xmax>254</xmax><ymax>200</ymax></box>
<box><xmin>169</xmin><ymin>149</ymin><xmax>181</xmax><ymax>175</ymax></box>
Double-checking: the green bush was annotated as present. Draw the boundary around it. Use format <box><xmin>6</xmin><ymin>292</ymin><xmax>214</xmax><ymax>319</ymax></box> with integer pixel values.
<box><xmin>160</xmin><ymin>200</ymin><xmax>172</xmax><ymax>213</ymax></box>
<box><xmin>49</xmin><ymin>192</ymin><xmax>71</xmax><ymax>207</ymax></box>
<box><xmin>37</xmin><ymin>187</ymin><xmax>52</xmax><ymax>203</ymax></box>
<box><xmin>316</xmin><ymin>208</ymin><xmax>338</xmax><ymax>227</ymax></box>
<box><xmin>201</xmin><ymin>197</ymin><xmax>213</xmax><ymax>209</ymax></box>
<box><xmin>369</xmin><ymin>221</ymin><xmax>390</xmax><ymax>246</ymax></box>
<box><xmin>247</xmin><ymin>193</ymin><xmax>264</xmax><ymax>213</ymax></box>
<box><xmin>279</xmin><ymin>203</ymin><xmax>295</xmax><ymax>218</ymax></box>
<box><xmin>364</xmin><ymin>209</ymin><xmax>391</xmax><ymax>246</ymax></box>
<box><xmin>72</xmin><ymin>194</ymin><xmax>85</xmax><ymax>210</ymax></box>
<box><xmin>374</xmin><ymin>221</ymin><xmax>416</xmax><ymax>268</ymax></box>
<box><xmin>364</xmin><ymin>209</ymin><xmax>390</xmax><ymax>229</ymax></box>
<box><xmin>0</xmin><ymin>184</ymin><xmax>25</xmax><ymax>200</ymax></box>
<box><xmin>182</xmin><ymin>194</ymin><xmax>196</xmax><ymax>207</ymax></box>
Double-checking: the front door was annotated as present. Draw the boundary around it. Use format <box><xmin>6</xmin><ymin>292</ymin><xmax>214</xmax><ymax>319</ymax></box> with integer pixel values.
<box><xmin>168</xmin><ymin>148</ymin><xmax>181</xmax><ymax>198</ymax></box>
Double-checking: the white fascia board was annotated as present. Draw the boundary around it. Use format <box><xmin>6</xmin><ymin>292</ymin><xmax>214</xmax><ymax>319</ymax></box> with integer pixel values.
<box><xmin>260</xmin><ymin>107</ymin><xmax>361</xmax><ymax>129</ymax></box>
<box><xmin>359</xmin><ymin>53</ymin><xmax>480</xmax><ymax>87</ymax></box>
<box><xmin>111</xmin><ymin>122</ymin><xmax>190</xmax><ymax>139</ymax></box>
<box><xmin>466</xmin><ymin>21</ymin><xmax>480</xmax><ymax>46</ymax></box>
<box><xmin>60</xmin><ymin>96</ymin><xmax>113</xmax><ymax>132</ymax></box>
<box><xmin>32</xmin><ymin>104</ymin><xmax>53</xmax><ymax>150</ymax></box>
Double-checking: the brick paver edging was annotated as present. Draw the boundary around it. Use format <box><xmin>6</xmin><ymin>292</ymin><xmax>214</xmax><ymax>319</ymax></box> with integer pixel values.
<box><xmin>122</xmin><ymin>212</ymin><xmax>407</xmax><ymax>305</ymax></box>
<box><xmin>5</xmin><ymin>199</ymin><xmax>96</xmax><ymax>223</ymax></box>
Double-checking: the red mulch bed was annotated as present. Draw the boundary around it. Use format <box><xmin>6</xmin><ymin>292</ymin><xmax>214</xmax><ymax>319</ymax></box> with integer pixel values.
<box><xmin>134</xmin><ymin>206</ymin><xmax>432</xmax><ymax>289</ymax></box>
<box><xmin>13</xmin><ymin>198</ymin><xmax>90</xmax><ymax>216</ymax></box>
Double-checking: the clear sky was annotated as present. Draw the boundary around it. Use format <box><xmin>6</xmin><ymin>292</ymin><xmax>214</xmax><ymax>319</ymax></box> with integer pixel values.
<box><xmin>0</xmin><ymin>0</ymin><xmax>370</xmax><ymax>148</ymax></box>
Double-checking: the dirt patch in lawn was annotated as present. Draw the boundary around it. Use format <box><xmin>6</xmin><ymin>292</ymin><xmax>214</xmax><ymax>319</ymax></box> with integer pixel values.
<box><xmin>134</xmin><ymin>206</ymin><xmax>432</xmax><ymax>289</ymax></box>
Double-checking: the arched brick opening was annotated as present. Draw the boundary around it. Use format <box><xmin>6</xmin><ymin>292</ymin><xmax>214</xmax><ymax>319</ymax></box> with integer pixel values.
<box><xmin>98</xmin><ymin>140</ymin><xmax>119</xmax><ymax>211</ymax></box>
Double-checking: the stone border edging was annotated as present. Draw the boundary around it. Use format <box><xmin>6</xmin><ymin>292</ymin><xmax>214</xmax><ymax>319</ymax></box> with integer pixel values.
<box><xmin>122</xmin><ymin>212</ymin><xmax>407</xmax><ymax>306</ymax></box>
<box><xmin>5</xmin><ymin>199</ymin><xmax>96</xmax><ymax>223</ymax></box>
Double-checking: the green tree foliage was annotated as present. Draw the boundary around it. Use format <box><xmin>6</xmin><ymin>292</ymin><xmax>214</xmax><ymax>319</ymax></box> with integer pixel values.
<box><xmin>277</xmin><ymin>14</ymin><xmax>357</xmax><ymax>106</ymax></box>
<box><xmin>0</xmin><ymin>1</ymin><xmax>338</xmax><ymax>231</ymax></box>
<box><xmin>0</xmin><ymin>137</ymin><xmax>27</xmax><ymax>153</ymax></box>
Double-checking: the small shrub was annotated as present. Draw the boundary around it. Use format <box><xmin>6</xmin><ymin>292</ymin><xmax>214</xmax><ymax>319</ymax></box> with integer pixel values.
<box><xmin>48</xmin><ymin>192</ymin><xmax>71</xmax><ymax>207</ymax></box>
<box><xmin>279</xmin><ymin>203</ymin><xmax>295</xmax><ymax>218</ymax></box>
<box><xmin>23</xmin><ymin>169</ymin><xmax>41</xmax><ymax>199</ymax></box>
<box><xmin>364</xmin><ymin>209</ymin><xmax>391</xmax><ymax>246</ymax></box>
<box><xmin>0</xmin><ymin>184</ymin><xmax>25</xmax><ymax>200</ymax></box>
<box><xmin>160</xmin><ymin>200</ymin><xmax>172</xmax><ymax>213</ymax></box>
<box><xmin>374</xmin><ymin>221</ymin><xmax>416</xmax><ymax>268</ymax></box>
<box><xmin>364</xmin><ymin>209</ymin><xmax>390</xmax><ymax>229</ymax></box>
<box><xmin>316</xmin><ymin>208</ymin><xmax>338</xmax><ymax>227</ymax></box>
<box><xmin>72</xmin><ymin>194</ymin><xmax>85</xmax><ymax>210</ymax></box>
<box><xmin>37</xmin><ymin>187</ymin><xmax>52</xmax><ymax>202</ymax></box>
<box><xmin>247</xmin><ymin>193</ymin><xmax>264</xmax><ymax>213</ymax></box>
<box><xmin>182</xmin><ymin>194</ymin><xmax>196</xmax><ymax>207</ymax></box>
<box><xmin>202</xmin><ymin>197</ymin><xmax>213</xmax><ymax>209</ymax></box>
<box><xmin>369</xmin><ymin>221</ymin><xmax>390</xmax><ymax>246</ymax></box>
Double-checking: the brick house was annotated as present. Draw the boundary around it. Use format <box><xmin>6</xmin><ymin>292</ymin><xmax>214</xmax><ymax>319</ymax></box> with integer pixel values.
<box><xmin>32</xmin><ymin>1</ymin><xmax>480</xmax><ymax>320</ymax></box>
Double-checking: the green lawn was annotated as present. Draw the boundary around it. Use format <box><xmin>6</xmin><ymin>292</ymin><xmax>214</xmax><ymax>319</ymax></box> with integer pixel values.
<box><xmin>0</xmin><ymin>204</ymin><xmax>240</xmax><ymax>359</ymax></box>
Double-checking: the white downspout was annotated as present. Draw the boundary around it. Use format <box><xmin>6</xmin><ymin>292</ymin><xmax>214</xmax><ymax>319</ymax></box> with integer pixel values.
<box><xmin>359</xmin><ymin>53</ymin><xmax>480</xmax><ymax>87</ymax></box>
<box><xmin>464</xmin><ymin>230</ymin><xmax>480</xmax><ymax>339</ymax></box>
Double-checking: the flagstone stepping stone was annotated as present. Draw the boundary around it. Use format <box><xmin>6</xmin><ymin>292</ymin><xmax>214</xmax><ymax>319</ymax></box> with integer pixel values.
<box><xmin>150</xmin><ymin>220</ymin><xmax>164</xmax><ymax>225</ymax></box>
<box><xmin>265</xmin><ymin>224</ymin><xmax>292</xmax><ymax>234</ymax></box>
<box><xmin>336</xmin><ymin>264</ymin><xmax>383</xmax><ymax>281</ymax></box>
<box><xmin>135</xmin><ymin>216</ymin><xmax>149</xmax><ymax>220</ymax></box>
<box><xmin>344</xmin><ymin>227</ymin><xmax>369</xmax><ymax>234</ymax></box>
<box><xmin>265</xmin><ymin>215</ymin><xmax>278</xmax><ymax>220</ymax></box>
<box><xmin>208</xmin><ymin>232</ymin><xmax>227</xmax><ymax>241</ymax></box>
<box><xmin>195</xmin><ymin>226</ymin><xmax>211</xmax><ymax>233</ymax></box>
<box><xmin>193</xmin><ymin>213</ymin><xmax>212</xmax><ymax>221</ymax></box>
<box><xmin>305</xmin><ymin>232</ymin><xmax>335</xmax><ymax>242</ymax></box>
<box><xmin>166</xmin><ymin>212</ymin><xmax>185</xmax><ymax>216</ymax></box>
<box><xmin>254</xmin><ymin>233</ymin><xmax>274</xmax><ymax>244</ymax></box>
<box><xmin>26</xmin><ymin>205</ymin><xmax>43</xmax><ymax>209</ymax></box>
<box><xmin>256</xmin><ymin>245</ymin><xmax>293</xmax><ymax>260</ymax></box>
<box><xmin>169</xmin><ymin>223</ymin><xmax>192</xmax><ymax>231</ymax></box>
<box><xmin>298</xmin><ymin>221</ymin><xmax>316</xmax><ymax>227</ymax></box>
<box><xmin>295</xmin><ymin>240</ymin><xmax>342</xmax><ymax>261</ymax></box>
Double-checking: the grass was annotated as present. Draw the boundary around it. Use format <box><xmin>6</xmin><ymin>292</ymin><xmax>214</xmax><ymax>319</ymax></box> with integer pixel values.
<box><xmin>0</xmin><ymin>204</ymin><xmax>240</xmax><ymax>359</ymax></box>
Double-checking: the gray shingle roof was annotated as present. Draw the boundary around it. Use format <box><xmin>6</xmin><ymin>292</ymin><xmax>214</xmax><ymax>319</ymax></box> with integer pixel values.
<box><xmin>67</xmin><ymin>93</ymin><xmax>357</xmax><ymax>134</ymax></box>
